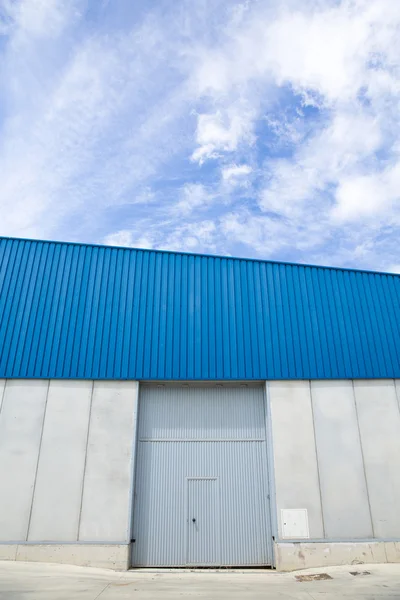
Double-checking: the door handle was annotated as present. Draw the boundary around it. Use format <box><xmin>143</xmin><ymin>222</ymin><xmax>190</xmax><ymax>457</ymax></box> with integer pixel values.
<box><xmin>192</xmin><ymin>518</ymin><xmax>196</xmax><ymax>523</ymax></box>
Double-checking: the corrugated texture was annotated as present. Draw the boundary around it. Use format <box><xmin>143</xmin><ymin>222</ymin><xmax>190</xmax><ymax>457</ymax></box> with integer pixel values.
<box><xmin>138</xmin><ymin>384</ymin><xmax>266</xmax><ymax>440</ymax></box>
<box><xmin>132</xmin><ymin>384</ymin><xmax>272</xmax><ymax>566</ymax></box>
<box><xmin>0</xmin><ymin>236</ymin><xmax>399</xmax><ymax>380</ymax></box>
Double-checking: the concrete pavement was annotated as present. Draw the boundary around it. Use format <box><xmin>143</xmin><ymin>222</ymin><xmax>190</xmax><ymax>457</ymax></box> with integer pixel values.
<box><xmin>1</xmin><ymin>561</ymin><xmax>400</xmax><ymax>599</ymax></box>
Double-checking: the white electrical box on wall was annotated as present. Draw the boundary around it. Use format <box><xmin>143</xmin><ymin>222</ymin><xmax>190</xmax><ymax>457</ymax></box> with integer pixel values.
<box><xmin>281</xmin><ymin>509</ymin><xmax>310</xmax><ymax>539</ymax></box>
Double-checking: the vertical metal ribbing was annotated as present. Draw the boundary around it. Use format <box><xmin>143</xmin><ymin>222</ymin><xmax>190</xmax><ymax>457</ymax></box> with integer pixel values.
<box><xmin>0</xmin><ymin>237</ymin><xmax>400</xmax><ymax>380</ymax></box>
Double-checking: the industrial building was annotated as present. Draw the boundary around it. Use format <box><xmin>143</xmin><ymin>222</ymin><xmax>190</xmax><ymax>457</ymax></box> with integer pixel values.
<box><xmin>0</xmin><ymin>235</ymin><xmax>399</xmax><ymax>571</ymax></box>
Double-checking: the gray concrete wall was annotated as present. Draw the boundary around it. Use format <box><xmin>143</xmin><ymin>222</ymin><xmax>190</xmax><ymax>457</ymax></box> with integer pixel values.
<box><xmin>269</xmin><ymin>381</ymin><xmax>324</xmax><ymax>539</ymax></box>
<box><xmin>268</xmin><ymin>379</ymin><xmax>400</xmax><ymax>542</ymax></box>
<box><xmin>2</xmin><ymin>376</ymin><xmax>400</xmax><ymax>570</ymax></box>
<box><xmin>0</xmin><ymin>379</ymin><xmax>138</xmax><ymax>545</ymax></box>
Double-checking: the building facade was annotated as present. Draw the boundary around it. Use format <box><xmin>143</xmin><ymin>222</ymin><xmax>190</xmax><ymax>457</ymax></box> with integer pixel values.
<box><xmin>0</xmin><ymin>236</ymin><xmax>399</xmax><ymax>570</ymax></box>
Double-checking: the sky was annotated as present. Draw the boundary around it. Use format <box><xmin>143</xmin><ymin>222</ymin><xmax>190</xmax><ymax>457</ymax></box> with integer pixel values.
<box><xmin>0</xmin><ymin>0</ymin><xmax>400</xmax><ymax>272</ymax></box>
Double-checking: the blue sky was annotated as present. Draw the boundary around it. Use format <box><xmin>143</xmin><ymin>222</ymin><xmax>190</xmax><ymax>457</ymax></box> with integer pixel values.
<box><xmin>0</xmin><ymin>0</ymin><xmax>399</xmax><ymax>272</ymax></box>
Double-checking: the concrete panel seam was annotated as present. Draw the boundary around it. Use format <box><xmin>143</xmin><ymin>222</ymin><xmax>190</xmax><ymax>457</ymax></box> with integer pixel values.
<box><xmin>309</xmin><ymin>380</ymin><xmax>326</xmax><ymax>538</ymax></box>
<box><xmin>264</xmin><ymin>382</ymin><xmax>278</xmax><ymax>552</ymax></box>
<box><xmin>384</xmin><ymin>541</ymin><xmax>389</xmax><ymax>562</ymax></box>
<box><xmin>26</xmin><ymin>379</ymin><xmax>51</xmax><ymax>541</ymax></box>
<box><xmin>127</xmin><ymin>382</ymin><xmax>140</xmax><ymax>545</ymax></box>
<box><xmin>77</xmin><ymin>380</ymin><xmax>95</xmax><ymax>541</ymax></box>
<box><xmin>93</xmin><ymin>583</ymin><xmax>111</xmax><ymax>598</ymax></box>
<box><xmin>0</xmin><ymin>541</ymin><xmax>129</xmax><ymax>546</ymax></box>
<box><xmin>352</xmin><ymin>379</ymin><xmax>375</xmax><ymax>537</ymax></box>
<box><xmin>0</xmin><ymin>379</ymin><xmax>6</xmax><ymax>415</ymax></box>
<box><xmin>394</xmin><ymin>378</ymin><xmax>400</xmax><ymax>415</ymax></box>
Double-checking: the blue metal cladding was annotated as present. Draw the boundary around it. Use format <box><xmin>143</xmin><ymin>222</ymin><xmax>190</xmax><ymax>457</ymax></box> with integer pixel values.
<box><xmin>0</xmin><ymin>236</ymin><xmax>399</xmax><ymax>380</ymax></box>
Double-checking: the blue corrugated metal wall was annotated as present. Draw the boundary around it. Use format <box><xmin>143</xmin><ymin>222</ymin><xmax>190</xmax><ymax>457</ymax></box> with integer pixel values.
<box><xmin>0</xmin><ymin>236</ymin><xmax>399</xmax><ymax>379</ymax></box>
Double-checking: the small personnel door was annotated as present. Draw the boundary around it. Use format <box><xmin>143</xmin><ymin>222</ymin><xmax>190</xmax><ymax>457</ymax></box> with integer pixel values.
<box><xmin>187</xmin><ymin>478</ymin><xmax>220</xmax><ymax>565</ymax></box>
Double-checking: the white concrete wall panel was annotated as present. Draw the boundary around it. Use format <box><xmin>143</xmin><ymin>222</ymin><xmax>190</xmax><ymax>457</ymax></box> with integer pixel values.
<box><xmin>0</xmin><ymin>380</ymin><xmax>48</xmax><ymax>541</ymax></box>
<box><xmin>79</xmin><ymin>381</ymin><xmax>138</xmax><ymax>542</ymax></box>
<box><xmin>28</xmin><ymin>381</ymin><xmax>93</xmax><ymax>541</ymax></box>
<box><xmin>311</xmin><ymin>381</ymin><xmax>373</xmax><ymax>538</ymax></box>
<box><xmin>268</xmin><ymin>381</ymin><xmax>324</xmax><ymax>539</ymax></box>
<box><xmin>354</xmin><ymin>380</ymin><xmax>400</xmax><ymax>537</ymax></box>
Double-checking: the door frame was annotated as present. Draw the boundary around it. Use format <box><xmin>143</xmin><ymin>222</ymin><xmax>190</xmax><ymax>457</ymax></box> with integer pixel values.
<box><xmin>264</xmin><ymin>381</ymin><xmax>278</xmax><ymax>567</ymax></box>
<box><xmin>130</xmin><ymin>381</ymin><xmax>277</xmax><ymax>567</ymax></box>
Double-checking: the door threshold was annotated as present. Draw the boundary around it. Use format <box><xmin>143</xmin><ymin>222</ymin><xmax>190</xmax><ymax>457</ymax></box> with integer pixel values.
<box><xmin>130</xmin><ymin>566</ymin><xmax>275</xmax><ymax>572</ymax></box>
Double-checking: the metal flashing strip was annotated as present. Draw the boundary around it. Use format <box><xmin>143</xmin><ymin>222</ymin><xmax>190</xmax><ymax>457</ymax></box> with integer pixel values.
<box><xmin>276</xmin><ymin>538</ymin><xmax>400</xmax><ymax>544</ymax></box>
<box><xmin>138</xmin><ymin>438</ymin><xmax>265</xmax><ymax>442</ymax></box>
<box><xmin>0</xmin><ymin>541</ymin><xmax>130</xmax><ymax>546</ymax></box>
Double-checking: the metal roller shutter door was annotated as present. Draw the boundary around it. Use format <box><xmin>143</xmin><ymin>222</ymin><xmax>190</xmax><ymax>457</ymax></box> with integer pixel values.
<box><xmin>132</xmin><ymin>383</ymin><xmax>273</xmax><ymax>567</ymax></box>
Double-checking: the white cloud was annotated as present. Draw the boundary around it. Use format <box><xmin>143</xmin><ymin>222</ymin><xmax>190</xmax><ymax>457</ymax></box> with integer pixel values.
<box><xmin>192</xmin><ymin>0</ymin><xmax>400</xmax><ymax>106</ymax></box>
<box><xmin>171</xmin><ymin>183</ymin><xmax>213</xmax><ymax>215</ymax></box>
<box><xmin>0</xmin><ymin>4</ymin><xmax>192</xmax><ymax>239</ymax></box>
<box><xmin>0</xmin><ymin>0</ymin><xmax>80</xmax><ymax>40</ymax></box>
<box><xmin>191</xmin><ymin>108</ymin><xmax>255</xmax><ymax>164</ymax></box>
<box><xmin>103</xmin><ymin>227</ymin><xmax>160</xmax><ymax>250</ymax></box>
<box><xmin>264</xmin><ymin>4</ymin><xmax>372</xmax><ymax>104</ymax></box>
<box><xmin>162</xmin><ymin>220</ymin><xmax>218</xmax><ymax>252</ymax></box>
<box><xmin>222</xmin><ymin>164</ymin><xmax>252</xmax><ymax>181</ymax></box>
<box><xmin>103</xmin><ymin>219</ymin><xmax>219</xmax><ymax>254</ymax></box>
<box><xmin>190</xmin><ymin>0</ymin><xmax>400</xmax><ymax>233</ymax></box>
<box><xmin>260</xmin><ymin>110</ymin><xmax>384</xmax><ymax>217</ymax></box>
<box><xmin>221</xmin><ymin>210</ymin><xmax>328</xmax><ymax>257</ymax></box>
<box><xmin>103</xmin><ymin>230</ymin><xmax>138</xmax><ymax>248</ymax></box>
<box><xmin>333</xmin><ymin>162</ymin><xmax>400</xmax><ymax>222</ymax></box>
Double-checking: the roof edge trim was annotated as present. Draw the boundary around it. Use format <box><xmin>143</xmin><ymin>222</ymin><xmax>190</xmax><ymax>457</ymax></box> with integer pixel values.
<box><xmin>0</xmin><ymin>235</ymin><xmax>398</xmax><ymax>278</ymax></box>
